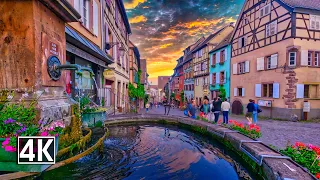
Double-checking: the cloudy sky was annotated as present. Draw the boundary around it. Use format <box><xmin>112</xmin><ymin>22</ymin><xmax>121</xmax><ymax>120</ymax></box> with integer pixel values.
<box><xmin>124</xmin><ymin>0</ymin><xmax>245</xmax><ymax>85</ymax></box>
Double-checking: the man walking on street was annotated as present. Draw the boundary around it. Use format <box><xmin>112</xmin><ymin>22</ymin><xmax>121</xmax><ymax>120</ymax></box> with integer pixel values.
<box><xmin>163</xmin><ymin>96</ymin><xmax>171</xmax><ymax>115</ymax></box>
<box><xmin>221</xmin><ymin>98</ymin><xmax>231</xmax><ymax>124</ymax></box>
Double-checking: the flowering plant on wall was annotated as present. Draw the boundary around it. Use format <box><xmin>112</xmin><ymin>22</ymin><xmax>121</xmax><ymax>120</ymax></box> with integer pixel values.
<box><xmin>280</xmin><ymin>142</ymin><xmax>320</xmax><ymax>178</ymax></box>
<box><xmin>1</xmin><ymin>119</ymin><xmax>65</xmax><ymax>152</ymax></box>
<box><xmin>0</xmin><ymin>91</ymin><xmax>65</xmax><ymax>152</ymax></box>
<box><xmin>2</xmin><ymin>118</ymin><xmax>65</xmax><ymax>152</ymax></box>
<box><xmin>229</xmin><ymin>120</ymin><xmax>261</xmax><ymax>139</ymax></box>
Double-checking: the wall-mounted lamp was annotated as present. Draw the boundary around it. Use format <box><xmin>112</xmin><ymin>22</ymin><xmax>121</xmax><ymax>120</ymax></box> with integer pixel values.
<box><xmin>105</xmin><ymin>42</ymin><xmax>125</xmax><ymax>58</ymax></box>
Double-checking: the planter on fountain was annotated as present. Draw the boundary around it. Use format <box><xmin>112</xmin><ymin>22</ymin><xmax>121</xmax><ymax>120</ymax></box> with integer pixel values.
<box><xmin>82</xmin><ymin>111</ymin><xmax>107</xmax><ymax>127</ymax></box>
<box><xmin>0</xmin><ymin>137</ymin><xmax>59</xmax><ymax>172</ymax></box>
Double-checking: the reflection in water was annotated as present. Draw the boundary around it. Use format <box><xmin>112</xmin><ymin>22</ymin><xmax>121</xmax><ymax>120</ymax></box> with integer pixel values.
<box><xmin>40</xmin><ymin>124</ymin><xmax>253</xmax><ymax>180</ymax></box>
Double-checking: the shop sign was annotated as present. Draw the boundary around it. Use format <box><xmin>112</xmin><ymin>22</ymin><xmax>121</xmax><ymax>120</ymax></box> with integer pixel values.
<box><xmin>103</xmin><ymin>69</ymin><xmax>115</xmax><ymax>80</ymax></box>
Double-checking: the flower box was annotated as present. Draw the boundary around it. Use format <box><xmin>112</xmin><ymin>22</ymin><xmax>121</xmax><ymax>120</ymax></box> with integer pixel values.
<box><xmin>81</xmin><ymin>111</ymin><xmax>107</xmax><ymax>127</ymax></box>
<box><xmin>219</xmin><ymin>61</ymin><xmax>225</xmax><ymax>65</ymax></box>
<box><xmin>0</xmin><ymin>137</ymin><xmax>59</xmax><ymax>172</ymax></box>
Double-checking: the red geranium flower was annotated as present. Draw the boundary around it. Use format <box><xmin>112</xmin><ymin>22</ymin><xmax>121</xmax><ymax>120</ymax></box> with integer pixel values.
<box><xmin>316</xmin><ymin>173</ymin><xmax>320</xmax><ymax>179</ymax></box>
<box><xmin>295</xmin><ymin>142</ymin><xmax>306</xmax><ymax>148</ymax></box>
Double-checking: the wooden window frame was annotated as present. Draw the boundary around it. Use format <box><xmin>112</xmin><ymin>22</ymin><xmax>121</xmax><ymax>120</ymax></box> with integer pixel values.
<box><xmin>212</xmin><ymin>73</ymin><xmax>216</xmax><ymax>84</ymax></box>
<box><xmin>238</xmin><ymin>88</ymin><xmax>243</xmax><ymax>97</ymax></box>
<box><xmin>289</xmin><ymin>51</ymin><xmax>297</xmax><ymax>67</ymax></box>
<box><xmin>304</xmin><ymin>84</ymin><xmax>310</xmax><ymax>98</ymax></box>
<box><xmin>220</xmin><ymin>71</ymin><xmax>225</xmax><ymax>84</ymax></box>
<box><xmin>315</xmin><ymin>52</ymin><xmax>319</xmax><ymax>66</ymax></box>
<box><xmin>221</xmin><ymin>50</ymin><xmax>225</xmax><ymax>63</ymax></box>
<box><xmin>212</xmin><ymin>54</ymin><xmax>216</xmax><ymax>66</ymax></box>
<box><xmin>238</xmin><ymin>62</ymin><xmax>246</xmax><ymax>74</ymax></box>
<box><xmin>266</xmin><ymin>56</ymin><xmax>272</xmax><ymax>69</ymax></box>
<box><xmin>308</xmin><ymin>52</ymin><xmax>312</xmax><ymax>66</ymax></box>
<box><xmin>262</xmin><ymin>83</ymin><xmax>273</xmax><ymax>98</ymax></box>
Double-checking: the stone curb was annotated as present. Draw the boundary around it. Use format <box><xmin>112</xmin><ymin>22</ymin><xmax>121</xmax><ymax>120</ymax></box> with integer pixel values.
<box><xmin>105</xmin><ymin>114</ymin><xmax>316</xmax><ymax>180</ymax></box>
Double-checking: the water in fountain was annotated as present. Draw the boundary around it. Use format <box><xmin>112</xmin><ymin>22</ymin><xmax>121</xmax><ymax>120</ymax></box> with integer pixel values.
<box><xmin>91</xmin><ymin>76</ymin><xmax>101</xmax><ymax>105</ymax></box>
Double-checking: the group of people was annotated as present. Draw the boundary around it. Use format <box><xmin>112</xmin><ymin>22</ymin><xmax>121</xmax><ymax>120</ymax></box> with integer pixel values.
<box><xmin>184</xmin><ymin>96</ymin><xmax>231</xmax><ymax>124</ymax></box>
<box><xmin>245</xmin><ymin>99</ymin><xmax>261</xmax><ymax>125</ymax></box>
<box><xmin>185</xmin><ymin>97</ymin><xmax>261</xmax><ymax>125</ymax></box>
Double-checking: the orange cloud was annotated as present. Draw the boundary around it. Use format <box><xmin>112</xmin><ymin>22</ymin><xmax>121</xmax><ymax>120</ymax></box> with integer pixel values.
<box><xmin>129</xmin><ymin>15</ymin><xmax>147</xmax><ymax>24</ymax></box>
<box><xmin>163</xmin><ymin>18</ymin><xmax>225</xmax><ymax>36</ymax></box>
<box><xmin>124</xmin><ymin>0</ymin><xmax>147</xmax><ymax>9</ymax></box>
<box><xmin>160</xmin><ymin>43</ymin><xmax>173</xmax><ymax>49</ymax></box>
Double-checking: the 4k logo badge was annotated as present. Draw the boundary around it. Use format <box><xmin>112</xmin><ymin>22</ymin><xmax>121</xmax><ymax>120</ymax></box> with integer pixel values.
<box><xmin>18</xmin><ymin>136</ymin><xmax>55</xmax><ymax>164</ymax></box>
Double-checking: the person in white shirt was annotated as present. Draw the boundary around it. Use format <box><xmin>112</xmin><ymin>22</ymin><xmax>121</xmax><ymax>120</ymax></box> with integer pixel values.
<box><xmin>221</xmin><ymin>98</ymin><xmax>231</xmax><ymax>124</ymax></box>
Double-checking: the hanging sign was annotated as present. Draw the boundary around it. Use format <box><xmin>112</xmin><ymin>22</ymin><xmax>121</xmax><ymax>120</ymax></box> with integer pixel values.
<box><xmin>103</xmin><ymin>69</ymin><xmax>115</xmax><ymax>80</ymax></box>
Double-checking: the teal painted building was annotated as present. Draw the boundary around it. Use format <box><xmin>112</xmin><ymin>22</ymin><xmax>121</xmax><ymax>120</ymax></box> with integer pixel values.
<box><xmin>209</xmin><ymin>34</ymin><xmax>232</xmax><ymax>100</ymax></box>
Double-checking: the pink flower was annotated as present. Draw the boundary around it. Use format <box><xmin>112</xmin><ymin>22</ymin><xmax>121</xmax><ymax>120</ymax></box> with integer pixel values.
<box><xmin>49</xmin><ymin>127</ymin><xmax>54</xmax><ymax>131</ymax></box>
<box><xmin>41</xmin><ymin>131</ymin><xmax>48</xmax><ymax>136</ymax></box>
<box><xmin>55</xmin><ymin>133</ymin><xmax>59</xmax><ymax>137</ymax></box>
<box><xmin>2</xmin><ymin>139</ymin><xmax>9</xmax><ymax>146</ymax></box>
<box><xmin>5</xmin><ymin>146</ymin><xmax>16</xmax><ymax>152</ymax></box>
<box><xmin>308</xmin><ymin>144</ymin><xmax>313</xmax><ymax>149</ymax></box>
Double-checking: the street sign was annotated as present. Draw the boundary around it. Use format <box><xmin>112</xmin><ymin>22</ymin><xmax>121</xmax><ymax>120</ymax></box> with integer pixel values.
<box><xmin>303</xmin><ymin>102</ymin><xmax>310</xmax><ymax>112</ymax></box>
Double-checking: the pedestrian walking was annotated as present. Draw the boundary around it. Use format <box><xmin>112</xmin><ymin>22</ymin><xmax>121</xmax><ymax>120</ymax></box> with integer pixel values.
<box><xmin>150</xmin><ymin>102</ymin><xmax>153</xmax><ymax>109</ymax></box>
<box><xmin>221</xmin><ymin>98</ymin><xmax>231</xmax><ymax>124</ymax></box>
<box><xmin>252</xmin><ymin>100</ymin><xmax>261</xmax><ymax>125</ymax></box>
<box><xmin>212</xmin><ymin>97</ymin><xmax>222</xmax><ymax>123</ymax></box>
<box><xmin>246</xmin><ymin>99</ymin><xmax>254</xmax><ymax>125</ymax></box>
<box><xmin>163</xmin><ymin>96</ymin><xmax>171</xmax><ymax>115</ymax></box>
<box><xmin>200</xmin><ymin>96</ymin><xmax>210</xmax><ymax>119</ymax></box>
<box><xmin>146</xmin><ymin>102</ymin><xmax>150</xmax><ymax>113</ymax></box>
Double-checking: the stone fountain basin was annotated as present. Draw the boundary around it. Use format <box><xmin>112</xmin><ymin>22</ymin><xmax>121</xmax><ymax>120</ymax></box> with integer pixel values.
<box><xmin>81</xmin><ymin>111</ymin><xmax>107</xmax><ymax>127</ymax></box>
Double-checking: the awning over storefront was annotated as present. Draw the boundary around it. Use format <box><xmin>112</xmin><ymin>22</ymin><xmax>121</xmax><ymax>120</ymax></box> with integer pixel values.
<box><xmin>65</xmin><ymin>26</ymin><xmax>113</xmax><ymax>64</ymax></box>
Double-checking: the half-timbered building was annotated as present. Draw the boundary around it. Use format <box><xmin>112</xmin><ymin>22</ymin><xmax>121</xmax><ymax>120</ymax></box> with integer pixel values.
<box><xmin>230</xmin><ymin>0</ymin><xmax>320</xmax><ymax>120</ymax></box>
<box><xmin>193</xmin><ymin>24</ymin><xmax>234</xmax><ymax>106</ymax></box>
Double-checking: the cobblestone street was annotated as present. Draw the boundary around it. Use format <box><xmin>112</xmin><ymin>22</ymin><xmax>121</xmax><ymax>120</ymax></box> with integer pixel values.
<box><xmin>143</xmin><ymin>105</ymin><xmax>320</xmax><ymax>149</ymax></box>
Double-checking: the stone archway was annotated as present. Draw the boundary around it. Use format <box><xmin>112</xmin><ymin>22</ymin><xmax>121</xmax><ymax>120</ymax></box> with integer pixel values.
<box><xmin>232</xmin><ymin>100</ymin><xmax>243</xmax><ymax>115</ymax></box>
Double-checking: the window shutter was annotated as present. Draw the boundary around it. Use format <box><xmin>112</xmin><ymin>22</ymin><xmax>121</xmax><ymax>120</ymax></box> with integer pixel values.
<box><xmin>310</xmin><ymin>15</ymin><xmax>316</xmax><ymax>29</ymax></box>
<box><xmin>105</xmin><ymin>24</ymin><xmax>109</xmax><ymax>42</ymax></box>
<box><xmin>265</xmin><ymin>4</ymin><xmax>270</xmax><ymax>15</ymax></box>
<box><xmin>238</xmin><ymin>39</ymin><xmax>242</xmax><ymax>48</ymax></box>
<box><xmin>216</xmin><ymin>72</ymin><xmax>220</xmax><ymax>84</ymax></box>
<box><xmin>260</xmin><ymin>8</ymin><xmax>264</xmax><ymax>17</ymax></box>
<box><xmin>301</xmin><ymin>50</ymin><xmax>309</xmax><ymax>66</ymax></box>
<box><xmin>216</xmin><ymin>51</ymin><xmax>220</xmax><ymax>64</ymax></box>
<box><xmin>296</xmin><ymin>84</ymin><xmax>304</xmax><ymax>98</ymax></box>
<box><xmin>255</xmin><ymin>84</ymin><xmax>262</xmax><ymax>97</ymax></box>
<box><xmin>210</xmin><ymin>73</ymin><xmax>213</xmax><ymax>84</ymax></box>
<box><xmin>233</xmin><ymin>63</ymin><xmax>238</xmax><ymax>74</ymax></box>
<box><xmin>273</xmin><ymin>83</ymin><xmax>280</xmax><ymax>98</ymax></box>
<box><xmin>266</xmin><ymin>24</ymin><xmax>270</xmax><ymax>37</ymax></box>
<box><xmin>244</xmin><ymin>37</ymin><xmax>247</xmax><ymax>46</ymax></box>
<box><xmin>273</xmin><ymin>21</ymin><xmax>278</xmax><ymax>34</ymax></box>
<box><xmin>74</xmin><ymin>0</ymin><xmax>80</xmax><ymax>13</ymax></box>
<box><xmin>79</xmin><ymin>0</ymin><xmax>84</xmax><ymax>19</ymax></box>
<box><xmin>210</xmin><ymin>54</ymin><xmax>213</xmax><ymax>66</ymax></box>
<box><xmin>257</xmin><ymin>57</ymin><xmax>265</xmax><ymax>71</ymax></box>
<box><xmin>242</xmin><ymin>88</ymin><xmax>245</xmax><ymax>97</ymax></box>
<box><xmin>224</xmin><ymin>49</ymin><xmax>228</xmax><ymax>61</ymax></box>
<box><xmin>93</xmin><ymin>1</ymin><xmax>99</xmax><ymax>36</ymax></box>
<box><xmin>224</xmin><ymin>71</ymin><xmax>227</xmax><ymax>83</ymax></box>
<box><xmin>271</xmin><ymin>54</ymin><xmax>278</xmax><ymax>69</ymax></box>
<box><xmin>234</xmin><ymin>88</ymin><xmax>238</xmax><ymax>97</ymax></box>
<box><xmin>245</xmin><ymin>61</ymin><xmax>250</xmax><ymax>73</ymax></box>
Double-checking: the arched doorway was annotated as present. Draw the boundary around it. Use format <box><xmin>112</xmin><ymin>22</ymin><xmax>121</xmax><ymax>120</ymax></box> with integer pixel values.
<box><xmin>232</xmin><ymin>100</ymin><xmax>243</xmax><ymax>115</ymax></box>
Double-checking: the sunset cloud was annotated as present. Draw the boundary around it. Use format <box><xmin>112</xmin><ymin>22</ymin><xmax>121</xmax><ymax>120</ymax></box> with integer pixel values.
<box><xmin>129</xmin><ymin>15</ymin><xmax>147</xmax><ymax>24</ymax></box>
<box><xmin>124</xmin><ymin>0</ymin><xmax>147</xmax><ymax>9</ymax></box>
<box><xmin>123</xmin><ymin>0</ymin><xmax>245</xmax><ymax>84</ymax></box>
